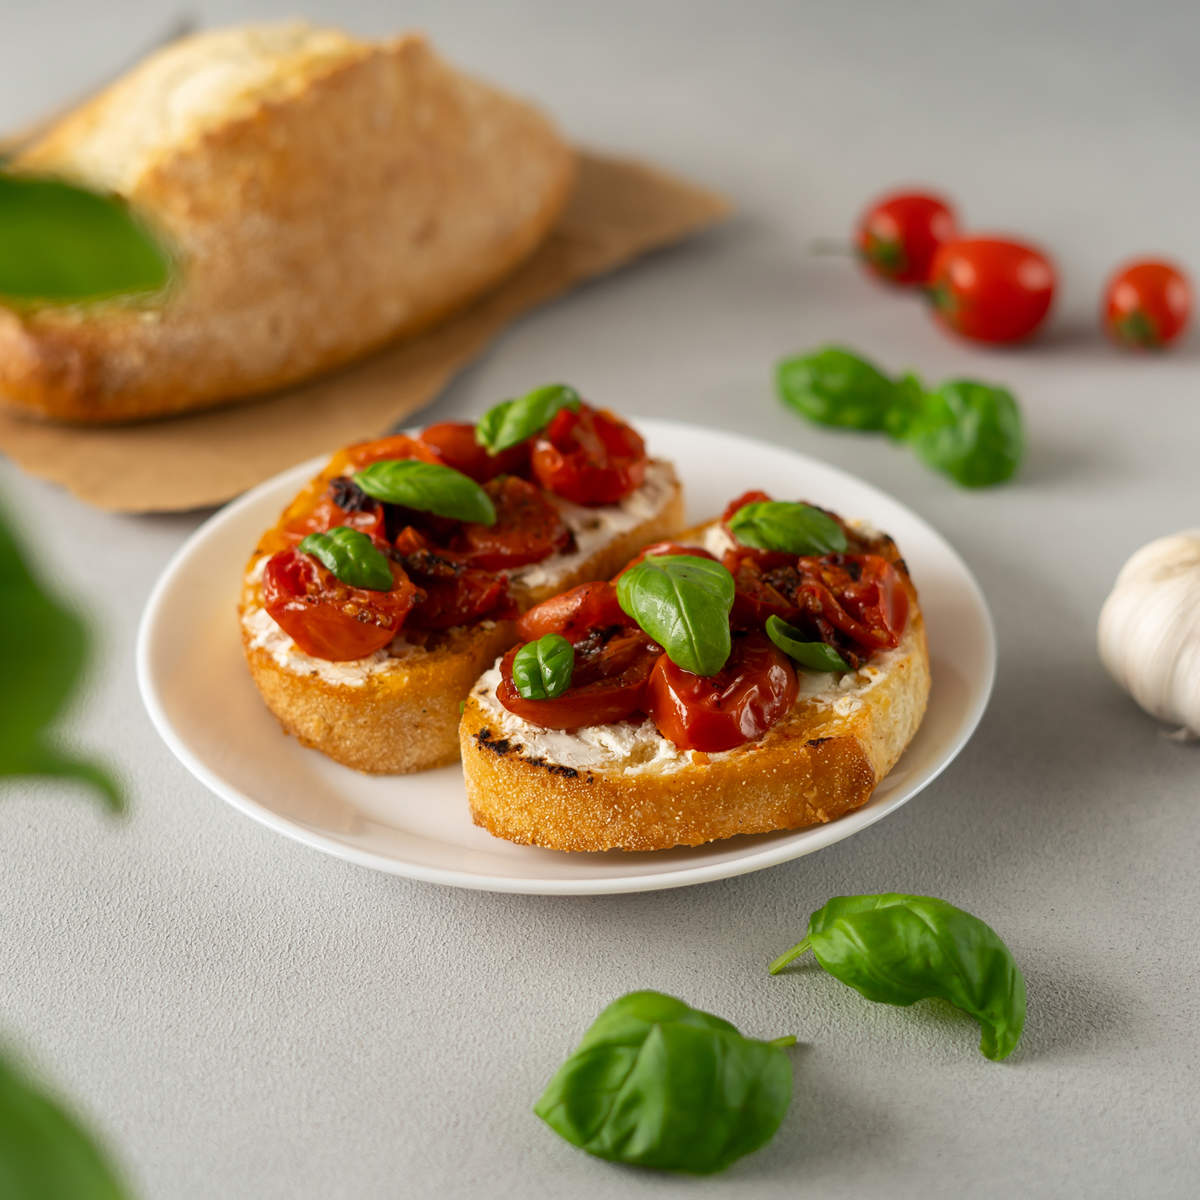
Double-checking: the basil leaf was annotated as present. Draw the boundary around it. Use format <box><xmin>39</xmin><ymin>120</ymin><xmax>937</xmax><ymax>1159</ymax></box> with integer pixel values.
<box><xmin>903</xmin><ymin>380</ymin><xmax>1024</xmax><ymax>488</ymax></box>
<box><xmin>729</xmin><ymin>500</ymin><xmax>848</xmax><ymax>556</ymax></box>
<box><xmin>298</xmin><ymin>527</ymin><xmax>394</xmax><ymax>591</ymax></box>
<box><xmin>512</xmin><ymin>634</ymin><xmax>575</xmax><ymax>699</ymax></box>
<box><xmin>475</xmin><ymin>383</ymin><xmax>581</xmax><ymax>452</ymax></box>
<box><xmin>770</xmin><ymin>894</ymin><xmax>1026</xmax><ymax>1061</ymax></box>
<box><xmin>616</xmin><ymin>555</ymin><xmax>733</xmax><ymax>676</ymax></box>
<box><xmin>354</xmin><ymin>459</ymin><xmax>496</xmax><ymax>524</ymax></box>
<box><xmin>534</xmin><ymin>990</ymin><xmax>794</xmax><ymax>1174</ymax></box>
<box><xmin>0</xmin><ymin>501</ymin><xmax>120</xmax><ymax>811</ymax></box>
<box><xmin>764</xmin><ymin>615</ymin><xmax>849</xmax><ymax>671</ymax></box>
<box><xmin>0</xmin><ymin>173</ymin><xmax>172</xmax><ymax>303</ymax></box>
<box><xmin>776</xmin><ymin>346</ymin><xmax>904</xmax><ymax>431</ymax></box>
<box><xmin>0</xmin><ymin>1053</ymin><xmax>130</xmax><ymax>1198</ymax></box>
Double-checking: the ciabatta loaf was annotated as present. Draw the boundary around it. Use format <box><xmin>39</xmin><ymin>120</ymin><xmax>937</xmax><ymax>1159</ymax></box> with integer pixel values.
<box><xmin>460</xmin><ymin>522</ymin><xmax>930</xmax><ymax>851</ymax></box>
<box><xmin>240</xmin><ymin>459</ymin><xmax>685</xmax><ymax>774</ymax></box>
<box><xmin>2</xmin><ymin>23</ymin><xmax>573</xmax><ymax>422</ymax></box>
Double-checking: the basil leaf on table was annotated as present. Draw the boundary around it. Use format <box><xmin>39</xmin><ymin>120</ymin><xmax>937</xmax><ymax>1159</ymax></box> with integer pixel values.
<box><xmin>765</xmin><ymin>615</ymin><xmax>849</xmax><ymax>671</ymax></box>
<box><xmin>0</xmin><ymin>502</ymin><xmax>120</xmax><ymax>811</ymax></box>
<box><xmin>512</xmin><ymin>634</ymin><xmax>575</xmax><ymax>700</ymax></box>
<box><xmin>775</xmin><ymin>345</ymin><xmax>903</xmax><ymax>431</ymax></box>
<box><xmin>0</xmin><ymin>1053</ymin><xmax>130</xmax><ymax>1199</ymax></box>
<box><xmin>354</xmin><ymin>459</ymin><xmax>496</xmax><ymax>524</ymax></box>
<box><xmin>534</xmin><ymin>990</ymin><xmax>795</xmax><ymax>1175</ymax></box>
<box><xmin>904</xmin><ymin>380</ymin><xmax>1024</xmax><ymax>488</ymax></box>
<box><xmin>729</xmin><ymin>500</ymin><xmax>848</xmax><ymax>556</ymax></box>
<box><xmin>475</xmin><ymin>383</ymin><xmax>581</xmax><ymax>452</ymax></box>
<box><xmin>616</xmin><ymin>555</ymin><xmax>734</xmax><ymax>676</ymax></box>
<box><xmin>0</xmin><ymin>173</ymin><xmax>172</xmax><ymax>303</ymax></box>
<box><xmin>298</xmin><ymin>527</ymin><xmax>394</xmax><ymax>591</ymax></box>
<box><xmin>770</xmin><ymin>894</ymin><xmax>1026</xmax><ymax>1061</ymax></box>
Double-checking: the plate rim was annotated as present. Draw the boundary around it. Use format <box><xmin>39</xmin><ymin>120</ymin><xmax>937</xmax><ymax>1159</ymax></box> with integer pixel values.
<box><xmin>136</xmin><ymin>417</ymin><xmax>996</xmax><ymax>895</ymax></box>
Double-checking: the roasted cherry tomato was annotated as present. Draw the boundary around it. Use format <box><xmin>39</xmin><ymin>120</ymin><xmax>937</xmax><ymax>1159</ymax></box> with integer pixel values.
<box><xmin>855</xmin><ymin>190</ymin><xmax>958</xmax><ymax>285</ymax></box>
<box><xmin>330</xmin><ymin>434</ymin><xmax>440</xmax><ymax>475</ymax></box>
<box><xmin>497</xmin><ymin>627</ymin><xmax>662</xmax><ymax>730</ymax></box>
<box><xmin>795</xmin><ymin>554</ymin><xmax>909</xmax><ymax>655</ymax></box>
<box><xmin>725</xmin><ymin>554</ymin><xmax>803</xmax><ymax>628</ymax></box>
<box><xmin>645</xmin><ymin>633</ymin><xmax>798</xmax><ymax>753</ymax></box>
<box><xmin>516</xmin><ymin>581</ymin><xmax>629</xmax><ymax>642</ymax></box>
<box><xmin>1104</xmin><ymin>259</ymin><xmax>1192</xmax><ymax>350</ymax></box>
<box><xmin>261</xmin><ymin>547</ymin><xmax>419</xmax><ymax>660</ymax></box>
<box><xmin>454</xmin><ymin>475</ymin><xmax>570</xmax><ymax>570</ymax></box>
<box><xmin>615</xmin><ymin>541</ymin><xmax>716</xmax><ymax>577</ymax></box>
<box><xmin>391</xmin><ymin>526</ymin><xmax>512</xmax><ymax>630</ymax></box>
<box><xmin>531</xmin><ymin>404</ymin><xmax>648</xmax><ymax>506</ymax></box>
<box><xmin>927</xmin><ymin>237</ymin><xmax>1056</xmax><ymax>344</ymax></box>
<box><xmin>418</xmin><ymin>421</ymin><xmax>530</xmax><ymax>481</ymax></box>
<box><xmin>278</xmin><ymin>477</ymin><xmax>386</xmax><ymax>546</ymax></box>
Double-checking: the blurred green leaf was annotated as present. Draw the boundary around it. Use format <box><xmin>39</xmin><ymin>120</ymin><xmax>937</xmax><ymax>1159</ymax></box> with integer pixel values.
<box><xmin>0</xmin><ymin>501</ymin><xmax>121</xmax><ymax>810</ymax></box>
<box><xmin>0</xmin><ymin>1052</ymin><xmax>129</xmax><ymax>1199</ymax></box>
<box><xmin>0</xmin><ymin>173</ymin><xmax>171</xmax><ymax>303</ymax></box>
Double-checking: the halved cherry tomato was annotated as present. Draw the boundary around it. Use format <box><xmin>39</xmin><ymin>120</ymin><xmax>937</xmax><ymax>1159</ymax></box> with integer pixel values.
<box><xmin>516</xmin><ymin>581</ymin><xmax>629</xmax><ymax>642</ymax></box>
<box><xmin>330</xmin><ymin>434</ymin><xmax>441</xmax><ymax>475</ymax></box>
<box><xmin>615</xmin><ymin>541</ymin><xmax>716</xmax><ymax>578</ymax></box>
<box><xmin>856</xmin><ymin>190</ymin><xmax>958</xmax><ymax>285</ymax></box>
<box><xmin>278</xmin><ymin>480</ymin><xmax>386</xmax><ymax>546</ymax></box>
<box><xmin>454</xmin><ymin>476</ymin><xmax>570</xmax><ymax>570</ymax></box>
<box><xmin>725</xmin><ymin>554</ymin><xmax>802</xmax><ymax>628</ymax></box>
<box><xmin>390</xmin><ymin>526</ymin><xmax>512</xmax><ymax>630</ymax></box>
<box><xmin>928</xmin><ymin>237</ymin><xmax>1056</xmax><ymax>344</ymax></box>
<box><xmin>497</xmin><ymin>627</ymin><xmax>662</xmax><ymax>730</ymax></box>
<box><xmin>1104</xmin><ymin>259</ymin><xmax>1192</xmax><ymax>350</ymax></box>
<box><xmin>531</xmin><ymin>404</ymin><xmax>648</xmax><ymax>506</ymax></box>
<box><xmin>795</xmin><ymin>554</ymin><xmax>908</xmax><ymax>654</ymax></box>
<box><xmin>418</xmin><ymin>421</ymin><xmax>530</xmax><ymax>481</ymax></box>
<box><xmin>645</xmin><ymin>634</ymin><xmax>798</xmax><ymax>753</ymax></box>
<box><xmin>261</xmin><ymin>548</ymin><xmax>419</xmax><ymax>661</ymax></box>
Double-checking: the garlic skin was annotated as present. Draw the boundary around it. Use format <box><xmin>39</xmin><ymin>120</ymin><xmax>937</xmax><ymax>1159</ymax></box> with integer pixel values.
<box><xmin>1098</xmin><ymin>530</ymin><xmax>1200</xmax><ymax>739</ymax></box>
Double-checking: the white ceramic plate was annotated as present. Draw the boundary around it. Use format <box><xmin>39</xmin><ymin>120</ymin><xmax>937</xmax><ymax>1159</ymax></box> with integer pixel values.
<box><xmin>137</xmin><ymin>419</ymin><xmax>994</xmax><ymax>895</ymax></box>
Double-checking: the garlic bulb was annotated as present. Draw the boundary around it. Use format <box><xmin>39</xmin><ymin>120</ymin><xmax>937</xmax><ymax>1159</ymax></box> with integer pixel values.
<box><xmin>1098</xmin><ymin>530</ymin><xmax>1200</xmax><ymax>739</ymax></box>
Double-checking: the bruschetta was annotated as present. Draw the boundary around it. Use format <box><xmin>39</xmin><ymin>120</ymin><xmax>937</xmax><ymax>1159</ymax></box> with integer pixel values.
<box><xmin>239</xmin><ymin>389</ymin><xmax>684</xmax><ymax>772</ymax></box>
<box><xmin>460</xmin><ymin>491</ymin><xmax>930</xmax><ymax>850</ymax></box>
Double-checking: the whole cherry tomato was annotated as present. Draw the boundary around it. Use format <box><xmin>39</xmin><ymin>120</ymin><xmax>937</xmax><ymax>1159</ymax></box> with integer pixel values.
<box><xmin>645</xmin><ymin>633</ymin><xmax>798</xmax><ymax>753</ymax></box>
<box><xmin>855</xmin><ymin>190</ymin><xmax>959</xmax><ymax>285</ymax></box>
<box><xmin>927</xmin><ymin>237</ymin><xmax>1056</xmax><ymax>344</ymax></box>
<box><xmin>1103</xmin><ymin>259</ymin><xmax>1192</xmax><ymax>349</ymax></box>
<box><xmin>454</xmin><ymin>475</ymin><xmax>570</xmax><ymax>569</ymax></box>
<box><xmin>531</xmin><ymin>404</ymin><xmax>648</xmax><ymax>506</ymax></box>
<box><xmin>417</xmin><ymin>421</ymin><xmax>530</xmax><ymax>481</ymax></box>
<box><xmin>261</xmin><ymin>547</ymin><xmax>418</xmax><ymax>660</ymax></box>
<box><xmin>497</xmin><ymin>627</ymin><xmax>662</xmax><ymax>730</ymax></box>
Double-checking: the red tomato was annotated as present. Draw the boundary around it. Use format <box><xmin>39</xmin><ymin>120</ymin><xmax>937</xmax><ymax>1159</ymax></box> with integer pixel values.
<box><xmin>496</xmin><ymin>627</ymin><xmax>662</xmax><ymax>730</ymax></box>
<box><xmin>454</xmin><ymin>476</ymin><xmax>570</xmax><ymax>569</ymax></box>
<box><xmin>725</xmin><ymin>554</ymin><xmax>802</xmax><ymax>628</ymax></box>
<box><xmin>516</xmin><ymin>581</ymin><xmax>629</xmax><ymax>642</ymax></box>
<box><xmin>645</xmin><ymin>634</ymin><xmax>798</xmax><ymax>753</ymax></box>
<box><xmin>856</xmin><ymin>190</ymin><xmax>959</xmax><ymax>285</ymax></box>
<box><xmin>615</xmin><ymin>541</ymin><xmax>716</xmax><ymax>577</ymax></box>
<box><xmin>333</xmin><ymin>434</ymin><xmax>440</xmax><ymax>474</ymax></box>
<box><xmin>389</xmin><ymin>526</ymin><xmax>512</xmax><ymax>629</ymax></box>
<box><xmin>278</xmin><ymin>492</ymin><xmax>385</xmax><ymax>545</ymax></box>
<box><xmin>531</xmin><ymin>404</ymin><xmax>648</xmax><ymax>505</ymax></box>
<box><xmin>261</xmin><ymin>548</ymin><xmax>419</xmax><ymax>661</ymax></box>
<box><xmin>928</xmin><ymin>237</ymin><xmax>1056</xmax><ymax>344</ymax></box>
<box><xmin>1104</xmin><ymin>259</ymin><xmax>1192</xmax><ymax>349</ymax></box>
<box><xmin>418</xmin><ymin>421</ymin><xmax>530</xmax><ymax>481</ymax></box>
<box><xmin>795</xmin><ymin>555</ymin><xmax>909</xmax><ymax>654</ymax></box>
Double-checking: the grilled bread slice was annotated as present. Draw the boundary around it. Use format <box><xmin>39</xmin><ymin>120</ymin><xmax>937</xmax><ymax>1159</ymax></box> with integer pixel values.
<box><xmin>460</xmin><ymin>522</ymin><xmax>930</xmax><ymax>851</ymax></box>
<box><xmin>239</xmin><ymin>458</ymin><xmax>684</xmax><ymax>774</ymax></box>
<box><xmin>2</xmin><ymin>23</ymin><xmax>573</xmax><ymax>422</ymax></box>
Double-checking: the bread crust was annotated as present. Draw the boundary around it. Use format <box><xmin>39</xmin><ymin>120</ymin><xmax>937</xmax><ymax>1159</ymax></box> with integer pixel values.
<box><xmin>460</xmin><ymin>538</ymin><xmax>931</xmax><ymax>851</ymax></box>
<box><xmin>1</xmin><ymin>26</ymin><xmax>573</xmax><ymax>423</ymax></box>
<box><xmin>239</xmin><ymin>462</ymin><xmax>685</xmax><ymax>773</ymax></box>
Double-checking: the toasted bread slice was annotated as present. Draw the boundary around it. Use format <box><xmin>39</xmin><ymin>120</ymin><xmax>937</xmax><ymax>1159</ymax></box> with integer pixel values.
<box><xmin>239</xmin><ymin>460</ymin><xmax>685</xmax><ymax>773</ymax></box>
<box><xmin>460</xmin><ymin>522</ymin><xmax>930</xmax><ymax>851</ymax></box>
<box><xmin>2</xmin><ymin>23</ymin><xmax>573</xmax><ymax>422</ymax></box>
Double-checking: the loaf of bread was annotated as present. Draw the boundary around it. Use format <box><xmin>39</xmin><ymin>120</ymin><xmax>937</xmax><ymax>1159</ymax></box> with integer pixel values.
<box><xmin>0</xmin><ymin>23</ymin><xmax>574</xmax><ymax>423</ymax></box>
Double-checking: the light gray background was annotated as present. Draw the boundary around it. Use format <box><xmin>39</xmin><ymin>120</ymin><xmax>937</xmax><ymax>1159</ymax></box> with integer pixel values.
<box><xmin>2</xmin><ymin>1</ymin><xmax>1198</xmax><ymax>1196</ymax></box>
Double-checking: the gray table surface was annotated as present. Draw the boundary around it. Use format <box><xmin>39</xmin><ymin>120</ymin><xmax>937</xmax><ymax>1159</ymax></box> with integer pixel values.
<box><xmin>3</xmin><ymin>1</ymin><xmax>1199</xmax><ymax>1196</ymax></box>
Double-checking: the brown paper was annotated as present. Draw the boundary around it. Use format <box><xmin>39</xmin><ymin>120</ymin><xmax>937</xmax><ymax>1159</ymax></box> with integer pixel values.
<box><xmin>0</xmin><ymin>152</ymin><xmax>729</xmax><ymax>512</ymax></box>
